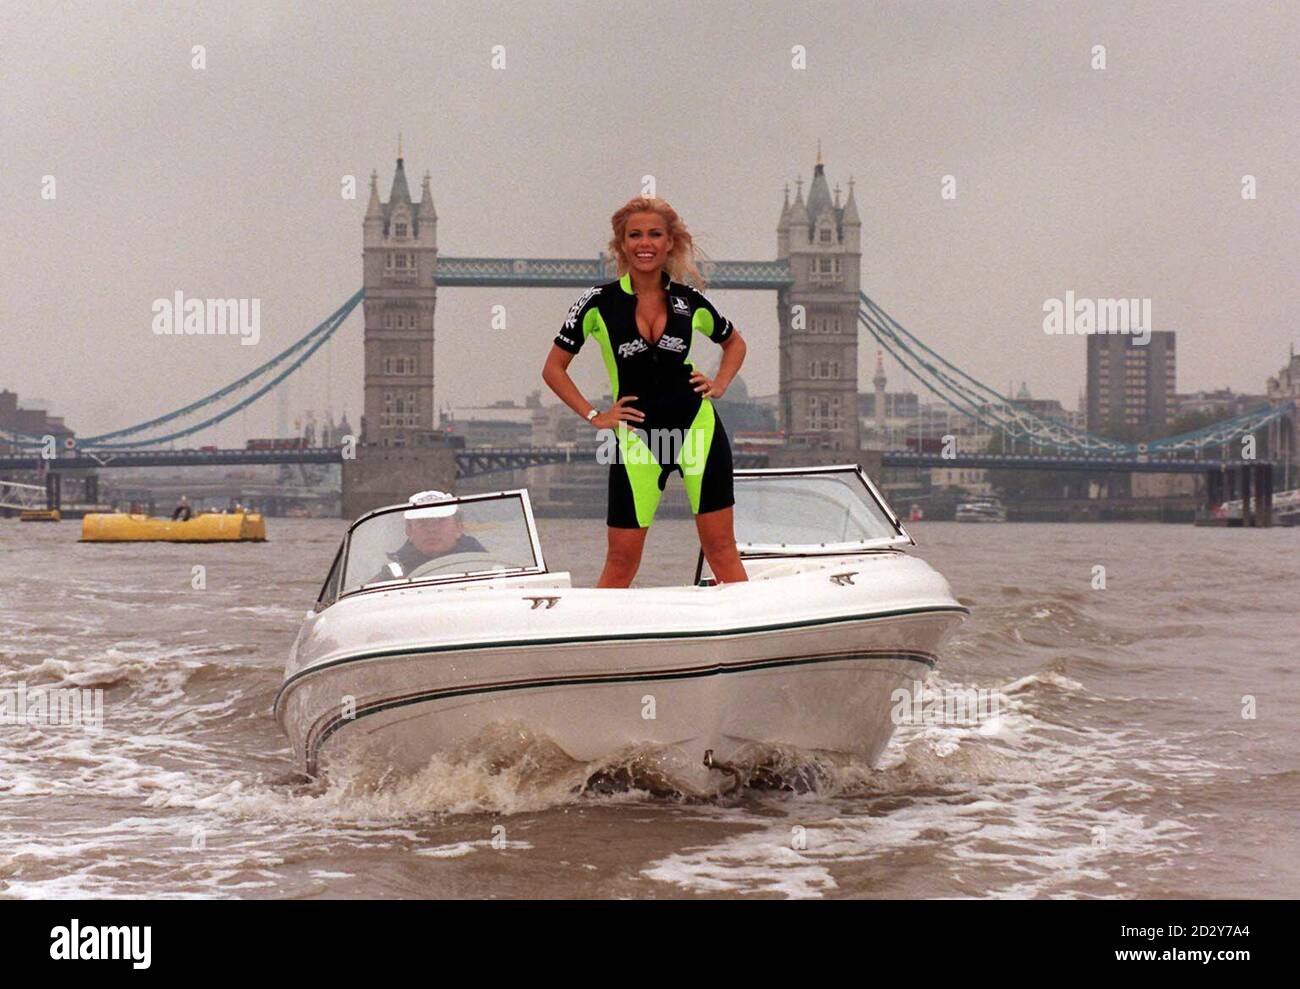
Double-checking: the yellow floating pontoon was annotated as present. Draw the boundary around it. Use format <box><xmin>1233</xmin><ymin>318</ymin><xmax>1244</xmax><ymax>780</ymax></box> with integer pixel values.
<box><xmin>19</xmin><ymin>509</ymin><xmax>61</xmax><ymax>522</ymax></box>
<box><xmin>80</xmin><ymin>511</ymin><xmax>267</xmax><ymax>543</ymax></box>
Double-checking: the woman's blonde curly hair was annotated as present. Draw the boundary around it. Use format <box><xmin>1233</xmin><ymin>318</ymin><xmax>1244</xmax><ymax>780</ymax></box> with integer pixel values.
<box><xmin>607</xmin><ymin>196</ymin><xmax>710</xmax><ymax>291</ymax></box>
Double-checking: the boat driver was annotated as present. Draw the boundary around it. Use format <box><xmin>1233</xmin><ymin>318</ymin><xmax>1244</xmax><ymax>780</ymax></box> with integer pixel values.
<box><xmin>371</xmin><ymin>489</ymin><xmax>486</xmax><ymax>582</ymax></box>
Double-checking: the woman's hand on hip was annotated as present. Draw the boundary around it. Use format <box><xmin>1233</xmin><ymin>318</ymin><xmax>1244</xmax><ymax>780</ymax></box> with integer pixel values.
<box><xmin>690</xmin><ymin>370</ymin><xmax>724</xmax><ymax>399</ymax></box>
<box><xmin>592</xmin><ymin>396</ymin><xmax>645</xmax><ymax>429</ymax></box>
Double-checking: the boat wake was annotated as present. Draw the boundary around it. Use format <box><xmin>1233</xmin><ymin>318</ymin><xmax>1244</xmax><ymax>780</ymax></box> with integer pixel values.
<box><xmin>637</xmin><ymin>669</ymin><xmax>1219</xmax><ymax>898</ymax></box>
<box><xmin>247</xmin><ymin>668</ymin><xmax>1085</xmax><ymax>818</ymax></box>
<box><xmin>0</xmin><ymin>656</ymin><xmax>1222</xmax><ymax>899</ymax></box>
<box><xmin>259</xmin><ymin>724</ymin><xmax>853</xmax><ymax>816</ymax></box>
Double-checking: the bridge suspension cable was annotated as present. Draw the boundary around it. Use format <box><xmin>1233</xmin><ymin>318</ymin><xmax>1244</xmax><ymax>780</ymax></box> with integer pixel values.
<box><xmin>858</xmin><ymin>294</ymin><xmax>1124</xmax><ymax>452</ymax></box>
<box><xmin>857</xmin><ymin>291</ymin><xmax>1292</xmax><ymax>456</ymax></box>
<box><xmin>1</xmin><ymin>290</ymin><xmax>363</xmax><ymax>450</ymax></box>
<box><xmin>3</xmin><ymin>281</ymin><xmax>1290</xmax><ymax>459</ymax></box>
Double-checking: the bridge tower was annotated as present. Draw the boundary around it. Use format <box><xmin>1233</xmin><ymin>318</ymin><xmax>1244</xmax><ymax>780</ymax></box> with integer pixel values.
<box><xmin>1266</xmin><ymin>347</ymin><xmax>1300</xmax><ymax>490</ymax></box>
<box><xmin>361</xmin><ymin>152</ymin><xmax>438</xmax><ymax>446</ymax></box>
<box><xmin>343</xmin><ymin>151</ymin><xmax>457</xmax><ymax>517</ymax></box>
<box><xmin>776</xmin><ymin>148</ymin><xmax>862</xmax><ymax>452</ymax></box>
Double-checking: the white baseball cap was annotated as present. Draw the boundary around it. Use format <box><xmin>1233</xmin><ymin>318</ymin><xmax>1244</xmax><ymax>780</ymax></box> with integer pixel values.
<box><xmin>404</xmin><ymin>489</ymin><xmax>459</xmax><ymax>520</ymax></box>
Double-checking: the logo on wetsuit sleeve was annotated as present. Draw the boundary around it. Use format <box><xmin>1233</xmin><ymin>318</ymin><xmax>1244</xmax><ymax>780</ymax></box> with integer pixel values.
<box><xmin>564</xmin><ymin>286</ymin><xmax>600</xmax><ymax>330</ymax></box>
<box><xmin>617</xmin><ymin>338</ymin><xmax>649</xmax><ymax>358</ymax></box>
<box><xmin>670</xmin><ymin>296</ymin><xmax>691</xmax><ymax>316</ymax></box>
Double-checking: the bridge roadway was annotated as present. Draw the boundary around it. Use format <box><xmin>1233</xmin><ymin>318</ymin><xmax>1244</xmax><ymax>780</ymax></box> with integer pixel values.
<box><xmin>876</xmin><ymin>450</ymin><xmax>1261</xmax><ymax>473</ymax></box>
<box><xmin>0</xmin><ymin>449</ymin><xmax>343</xmax><ymax>470</ymax></box>
<box><xmin>431</xmin><ymin>256</ymin><xmax>794</xmax><ymax>290</ymax></box>
<box><xmin>0</xmin><ymin>446</ymin><xmax>1268</xmax><ymax>477</ymax></box>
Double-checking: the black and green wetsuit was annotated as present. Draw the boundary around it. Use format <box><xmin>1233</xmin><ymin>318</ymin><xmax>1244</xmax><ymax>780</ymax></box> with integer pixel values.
<box><xmin>554</xmin><ymin>269</ymin><xmax>736</xmax><ymax>529</ymax></box>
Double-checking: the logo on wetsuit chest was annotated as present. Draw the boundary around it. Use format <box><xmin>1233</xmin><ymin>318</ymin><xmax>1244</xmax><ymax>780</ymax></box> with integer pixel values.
<box><xmin>617</xmin><ymin>338</ymin><xmax>649</xmax><ymax>358</ymax></box>
<box><xmin>657</xmin><ymin>335</ymin><xmax>687</xmax><ymax>353</ymax></box>
<box><xmin>670</xmin><ymin>295</ymin><xmax>691</xmax><ymax>316</ymax></box>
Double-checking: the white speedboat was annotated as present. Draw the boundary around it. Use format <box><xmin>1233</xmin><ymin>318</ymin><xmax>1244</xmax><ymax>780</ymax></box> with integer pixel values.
<box><xmin>955</xmin><ymin>496</ymin><xmax>1007</xmax><ymax>523</ymax></box>
<box><xmin>275</xmin><ymin>466</ymin><xmax>968</xmax><ymax>782</ymax></box>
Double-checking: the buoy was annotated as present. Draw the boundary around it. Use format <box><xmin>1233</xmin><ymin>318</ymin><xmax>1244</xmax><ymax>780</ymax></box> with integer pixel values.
<box><xmin>79</xmin><ymin>511</ymin><xmax>267</xmax><ymax>543</ymax></box>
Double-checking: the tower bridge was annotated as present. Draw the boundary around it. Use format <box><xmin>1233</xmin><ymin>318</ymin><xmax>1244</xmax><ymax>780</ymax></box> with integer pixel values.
<box><xmin>340</xmin><ymin>150</ymin><xmax>877</xmax><ymax>514</ymax></box>
<box><xmin>2</xmin><ymin>151</ymin><xmax>1294</xmax><ymax>523</ymax></box>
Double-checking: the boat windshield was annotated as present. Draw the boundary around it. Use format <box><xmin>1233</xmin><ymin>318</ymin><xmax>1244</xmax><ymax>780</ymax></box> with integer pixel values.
<box><xmin>731</xmin><ymin>466</ymin><xmax>911</xmax><ymax>552</ymax></box>
<box><xmin>340</xmin><ymin>491</ymin><xmax>543</xmax><ymax>596</ymax></box>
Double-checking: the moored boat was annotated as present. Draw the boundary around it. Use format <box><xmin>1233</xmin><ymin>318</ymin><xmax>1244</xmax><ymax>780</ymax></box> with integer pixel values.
<box><xmin>276</xmin><ymin>465</ymin><xmax>968</xmax><ymax>783</ymax></box>
<box><xmin>1199</xmin><ymin>488</ymin><xmax>1299</xmax><ymax>526</ymax></box>
<box><xmin>955</xmin><ymin>496</ymin><xmax>1007</xmax><ymax>523</ymax></box>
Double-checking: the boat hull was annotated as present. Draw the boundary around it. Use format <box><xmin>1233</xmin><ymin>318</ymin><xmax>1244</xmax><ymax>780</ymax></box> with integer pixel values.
<box><xmin>276</xmin><ymin>555</ymin><xmax>967</xmax><ymax>776</ymax></box>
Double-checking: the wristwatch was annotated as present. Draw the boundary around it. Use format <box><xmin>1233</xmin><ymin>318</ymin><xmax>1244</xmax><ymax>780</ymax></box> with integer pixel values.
<box><xmin>585</xmin><ymin>408</ymin><xmax>599</xmax><ymax>423</ymax></box>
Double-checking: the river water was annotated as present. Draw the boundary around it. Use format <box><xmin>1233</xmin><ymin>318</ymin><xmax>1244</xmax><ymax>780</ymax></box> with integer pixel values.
<box><xmin>1</xmin><ymin>516</ymin><xmax>1296</xmax><ymax>899</ymax></box>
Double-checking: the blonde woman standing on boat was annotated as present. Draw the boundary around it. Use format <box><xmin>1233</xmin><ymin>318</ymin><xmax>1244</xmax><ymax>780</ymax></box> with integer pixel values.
<box><xmin>542</xmin><ymin>196</ymin><xmax>749</xmax><ymax>588</ymax></box>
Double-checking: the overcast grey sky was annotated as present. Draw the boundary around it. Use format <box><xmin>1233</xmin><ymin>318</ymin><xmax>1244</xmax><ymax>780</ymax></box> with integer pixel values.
<box><xmin>3</xmin><ymin>0</ymin><xmax>1297</xmax><ymax>442</ymax></box>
